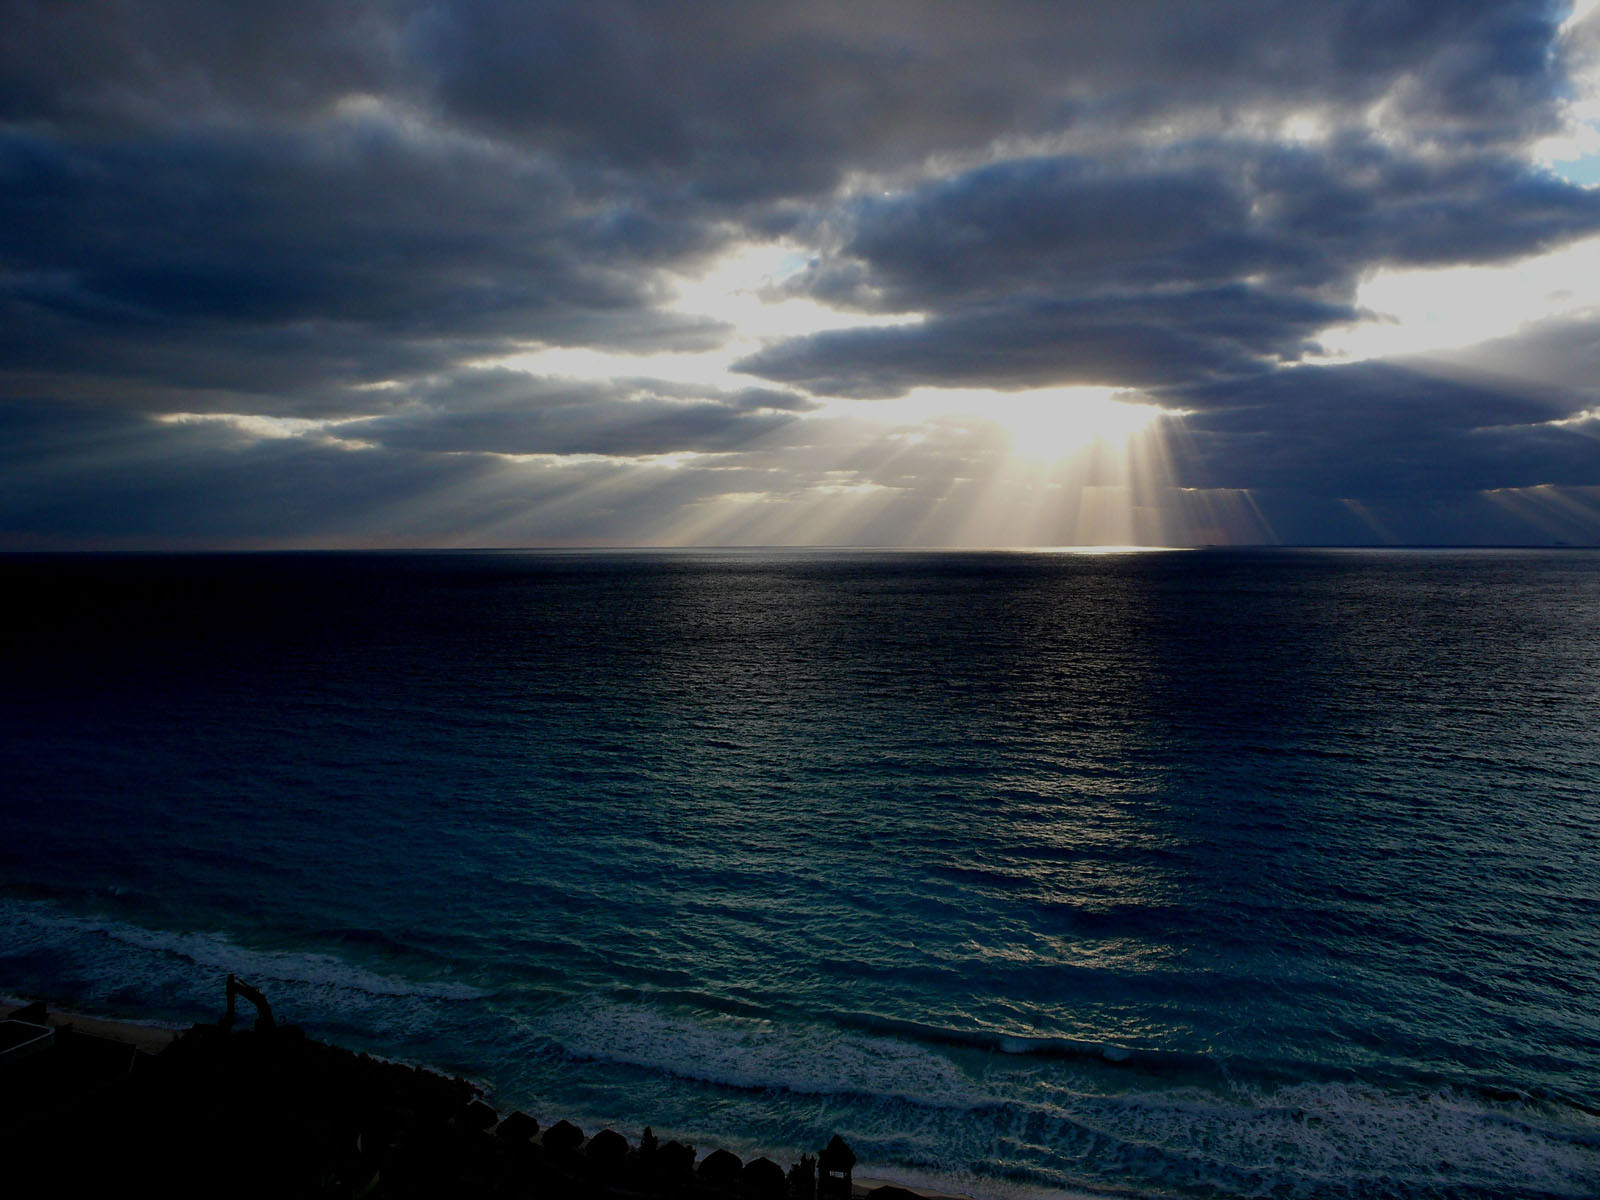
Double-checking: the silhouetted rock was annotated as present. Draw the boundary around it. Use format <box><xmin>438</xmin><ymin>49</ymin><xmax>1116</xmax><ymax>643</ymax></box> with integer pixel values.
<box><xmin>744</xmin><ymin>1155</ymin><xmax>788</xmax><ymax>1200</ymax></box>
<box><xmin>496</xmin><ymin>1110</ymin><xmax>540</xmax><ymax>1142</ymax></box>
<box><xmin>700</xmin><ymin>1146</ymin><xmax>745</xmax><ymax>1189</ymax></box>
<box><xmin>543</xmin><ymin>1118</ymin><xmax>585</xmax><ymax>1155</ymax></box>
<box><xmin>461</xmin><ymin>1097</ymin><xmax>499</xmax><ymax>1130</ymax></box>
<box><xmin>640</xmin><ymin>1125</ymin><xmax>659</xmax><ymax>1156</ymax></box>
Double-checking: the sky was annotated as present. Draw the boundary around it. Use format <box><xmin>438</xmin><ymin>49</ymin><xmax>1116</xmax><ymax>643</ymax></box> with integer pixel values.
<box><xmin>4</xmin><ymin>1</ymin><xmax>1600</xmax><ymax>548</ymax></box>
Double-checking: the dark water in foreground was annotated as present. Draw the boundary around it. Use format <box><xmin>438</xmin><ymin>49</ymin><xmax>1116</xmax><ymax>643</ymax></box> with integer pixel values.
<box><xmin>2</xmin><ymin>549</ymin><xmax>1598</xmax><ymax>1199</ymax></box>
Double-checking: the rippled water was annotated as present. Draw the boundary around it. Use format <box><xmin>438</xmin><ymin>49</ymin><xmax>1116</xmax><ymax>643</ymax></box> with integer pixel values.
<box><xmin>3</xmin><ymin>549</ymin><xmax>1598</xmax><ymax>1199</ymax></box>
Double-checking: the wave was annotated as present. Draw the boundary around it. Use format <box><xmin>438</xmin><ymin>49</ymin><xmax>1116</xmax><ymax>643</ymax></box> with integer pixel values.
<box><xmin>537</xmin><ymin>996</ymin><xmax>983</xmax><ymax>1108</ymax></box>
<box><xmin>606</xmin><ymin>986</ymin><xmax>779</xmax><ymax>1023</ymax></box>
<box><xmin>829</xmin><ymin>1010</ymin><xmax>1600</xmax><ymax>1135</ymax></box>
<box><xmin>109</xmin><ymin>926</ymin><xmax>490</xmax><ymax>1001</ymax></box>
<box><xmin>526</xmin><ymin>995</ymin><xmax>1600</xmax><ymax>1200</ymax></box>
<box><xmin>0</xmin><ymin>895</ymin><xmax>492</xmax><ymax>1009</ymax></box>
<box><xmin>8</xmin><ymin>891</ymin><xmax>1597</xmax><ymax>1199</ymax></box>
<box><xmin>828</xmin><ymin>1010</ymin><xmax>1220</xmax><ymax>1074</ymax></box>
<box><xmin>311</xmin><ymin>924</ymin><xmax>459</xmax><ymax>967</ymax></box>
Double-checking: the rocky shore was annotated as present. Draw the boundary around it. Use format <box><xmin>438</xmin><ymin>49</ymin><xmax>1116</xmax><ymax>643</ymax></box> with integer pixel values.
<box><xmin>0</xmin><ymin>995</ymin><xmax>926</xmax><ymax>1200</ymax></box>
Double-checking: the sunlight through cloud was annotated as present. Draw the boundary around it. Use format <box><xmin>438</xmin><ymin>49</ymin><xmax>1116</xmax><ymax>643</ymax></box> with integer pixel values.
<box><xmin>1317</xmin><ymin>232</ymin><xmax>1600</xmax><ymax>361</ymax></box>
<box><xmin>484</xmin><ymin>239</ymin><xmax>924</xmax><ymax>392</ymax></box>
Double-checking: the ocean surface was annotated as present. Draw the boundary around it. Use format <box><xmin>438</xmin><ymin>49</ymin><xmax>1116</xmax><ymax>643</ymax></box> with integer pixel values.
<box><xmin>2</xmin><ymin>548</ymin><xmax>1598</xmax><ymax>1199</ymax></box>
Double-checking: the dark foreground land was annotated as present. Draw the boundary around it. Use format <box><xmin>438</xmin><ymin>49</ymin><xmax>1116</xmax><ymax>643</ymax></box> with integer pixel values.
<box><xmin>0</xmin><ymin>999</ymin><xmax>905</xmax><ymax>1200</ymax></box>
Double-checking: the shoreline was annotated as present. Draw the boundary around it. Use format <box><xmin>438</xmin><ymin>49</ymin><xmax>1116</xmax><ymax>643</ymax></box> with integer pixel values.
<box><xmin>1</xmin><ymin>995</ymin><xmax>181</xmax><ymax>1057</ymax></box>
<box><xmin>1</xmin><ymin>992</ymin><xmax>1019</xmax><ymax>1200</ymax></box>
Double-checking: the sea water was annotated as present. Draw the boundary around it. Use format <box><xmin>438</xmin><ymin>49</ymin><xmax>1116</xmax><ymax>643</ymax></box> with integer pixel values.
<box><xmin>2</xmin><ymin>549</ymin><xmax>1597</xmax><ymax>1199</ymax></box>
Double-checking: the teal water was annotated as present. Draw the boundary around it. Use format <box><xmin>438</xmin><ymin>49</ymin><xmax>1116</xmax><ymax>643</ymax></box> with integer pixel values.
<box><xmin>2</xmin><ymin>549</ymin><xmax>1598</xmax><ymax>1198</ymax></box>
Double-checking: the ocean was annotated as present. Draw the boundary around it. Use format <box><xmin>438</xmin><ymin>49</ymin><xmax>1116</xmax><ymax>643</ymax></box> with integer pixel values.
<box><xmin>2</xmin><ymin>548</ymin><xmax>1597</xmax><ymax>1199</ymax></box>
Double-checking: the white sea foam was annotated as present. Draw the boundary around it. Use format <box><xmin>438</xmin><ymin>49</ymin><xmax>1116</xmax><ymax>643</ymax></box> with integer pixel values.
<box><xmin>535</xmin><ymin>993</ymin><xmax>1600</xmax><ymax>1199</ymax></box>
<box><xmin>540</xmin><ymin>996</ymin><xmax>982</xmax><ymax>1108</ymax></box>
<box><xmin>1031</xmin><ymin>1076</ymin><xmax>1600</xmax><ymax>1198</ymax></box>
<box><xmin>1252</xmin><ymin>1079</ymin><xmax>1600</xmax><ymax>1194</ymax></box>
<box><xmin>106</xmin><ymin>924</ymin><xmax>489</xmax><ymax>1000</ymax></box>
<box><xmin>0</xmin><ymin>896</ymin><xmax>490</xmax><ymax>1007</ymax></box>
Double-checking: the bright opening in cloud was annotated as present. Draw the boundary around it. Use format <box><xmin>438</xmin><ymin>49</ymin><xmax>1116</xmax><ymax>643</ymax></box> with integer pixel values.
<box><xmin>486</xmin><ymin>239</ymin><xmax>923</xmax><ymax>392</ymax></box>
<box><xmin>1317</xmin><ymin>231</ymin><xmax>1600</xmax><ymax>360</ymax></box>
<box><xmin>156</xmin><ymin>412</ymin><xmax>356</xmax><ymax>442</ymax></box>
<box><xmin>754</xmin><ymin>385</ymin><xmax>1191</xmax><ymax>548</ymax></box>
<box><xmin>823</xmin><ymin>385</ymin><xmax>1168</xmax><ymax>464</ymax></box>
<box><xmin>1536</xmin><ymin>0</ymin><xmax>1600</xmax><ymax>184</ymax></box>
<box><xmin>980</xmin><ymin>388</ymin><xmax>1167</xmax><ymax>465</ymax></box>
<box><xmin>670</xmin><ymin>241</ymin><xmax>922</xmax><ymax>340</ymax></box>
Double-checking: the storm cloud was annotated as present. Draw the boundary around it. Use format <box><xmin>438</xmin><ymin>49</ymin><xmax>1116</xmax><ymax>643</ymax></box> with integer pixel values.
<box><xmin>3</xmin><ymin>0</ymin><xmax>1599</xmax><ymax>545</ymax></box>
<box><xmin>739</xmin><ymin>142</ymin><xmax>1600</xmax><ymax>394</ymax></box>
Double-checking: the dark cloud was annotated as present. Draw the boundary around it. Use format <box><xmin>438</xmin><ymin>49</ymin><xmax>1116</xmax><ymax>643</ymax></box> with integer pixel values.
<box><xmin>740</xmin><ymin>286</ymin><xmax>1357</xmax><ymax>396</ymax></box>
<box><xmin>0</xmin><ymin>118</ymin><xmax>727</xmax><ymax>413</ymax></box>
<box><xmin>1168</xmin><ymin>360</ymin><xmax>1600</xmax><ymax>499</ymax></box>
<box><xmin>1151</xmin><ymin>348</ymin><xmax>1600</xmax><ymax>544</ymax></box>
<box><xmin>809</xmin><ymin>142</ymin><xmax>1600</xmax><ymax>305</ymax></box>
<box><xmin>412</xmin><ymin>0</ymin><xmax>1571</xmax><ymax>199</ymax></box>
<box><xmin>0</xmin><ymin>398</ymin><xmax>813</xmax><ymax>548</ymax></box>
<box><xmin>2</xmin><ymin>0</ymin><xmax>1598</xmax><ymax>545</ymax></box>
<box><xmin>0</xmin><ymin>1</ymin><xmax>398</xmax><ymax>131</ymax></box>
<box><xmin>1439</xmin><ymin>312</ymin><xmax>1600</xmax><ymax>397</ymax></box>
<box><xmin>6</xmin><ymin>2</ymin><xmax>1572</xmax><ymax>192</ymax></box>
<box><xmin>740</xmin><ymin>142</ymin><xmax>1600</xmax><ymax>394</ymax></box>
<box><xmin>331</xmin><ymin>371</ymin><xmax>814</xmax><ymax>456</ymax></box>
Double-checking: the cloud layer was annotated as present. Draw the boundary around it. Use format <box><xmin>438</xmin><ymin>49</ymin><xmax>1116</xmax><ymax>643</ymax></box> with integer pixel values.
<box><xmin>3</xmin><ymin>0</ymin><xmax>1599</xmax><ymax>545</ymax></box>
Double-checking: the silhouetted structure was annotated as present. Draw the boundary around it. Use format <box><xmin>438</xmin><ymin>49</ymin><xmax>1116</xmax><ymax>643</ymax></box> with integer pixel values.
<box><xmin>865</xmin><ymin>1187</ymin><xmax>923</xmax><ymax>1200</ymax></box>
<box><xmin>544</xmin><ymin>1118</ymin><xmax>585</xmax><ymax>1156</ymax></box>
<box><xmin>497</xmin><ymin>1110</ymin><xmax>540</xmax><ymax>1142</ymax></box>
<box><xmin>744</xmin><ymin>1155</ymin><xmax>788</xmax><ymax>1200</ymax></box>
<box><xmin>700</xmin><ymin>1146</ymin><xmax>745</xmax><ymax>1190</ymax></box>
<box><xmin>818</xmin><ymin>1134</ymin><xmax>856</xmax><ymax>1199</ymax></box>
<box><xmin>659</xmin><ymin>1138</ymin><xmax>699</xmax><ymax>1184</ymax></box>
<box><xmin>788</xmin><ymin>1152</ymin><xmax>817</xmax><ymax>1200</ymax></box>
<box><xmin>3</xmin><ymin>987</ymin><xmax>888</xmax><ymax>1200</ymax></box>
<box><xmin>220</xmin><ymin>972</ymin><xmax>274</xmax><ymax>1031</ymax></box>
<box><xmin>588</xmin><ymin>1127</ymin><xmax>631</xmax><ymax>1181</ymax></box>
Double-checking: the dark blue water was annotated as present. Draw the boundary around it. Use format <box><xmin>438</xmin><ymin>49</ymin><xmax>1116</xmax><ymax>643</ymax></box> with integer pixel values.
<box><xmin>3</xmin><ymin>549</ymin><xmax>1598</xmax><ymax>1199</ymax></box>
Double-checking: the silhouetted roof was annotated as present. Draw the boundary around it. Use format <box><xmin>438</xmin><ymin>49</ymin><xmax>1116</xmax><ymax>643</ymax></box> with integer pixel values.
<box><xmin>819</xmin><ymin>1134</ymin><xmax>856</xmax><ymax>1170</ymax></box>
